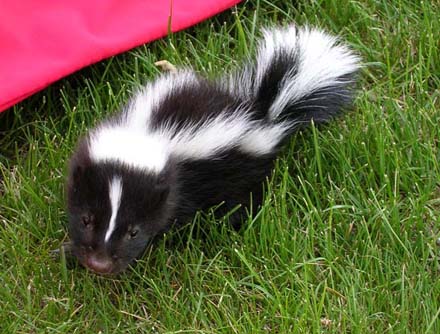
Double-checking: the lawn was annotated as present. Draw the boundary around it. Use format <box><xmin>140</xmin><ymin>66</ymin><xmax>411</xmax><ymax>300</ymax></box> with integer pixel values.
<box><xmin>1</xmin><ymin>0</ymin><xmax>439</xmax><ymax>333</ymax></box>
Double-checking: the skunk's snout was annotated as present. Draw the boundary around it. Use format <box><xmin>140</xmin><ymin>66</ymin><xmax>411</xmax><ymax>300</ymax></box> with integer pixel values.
<box><xmin>85</xmin><ymin>254</ymin><xmax>114</xmax><ymax>274</ymax></box>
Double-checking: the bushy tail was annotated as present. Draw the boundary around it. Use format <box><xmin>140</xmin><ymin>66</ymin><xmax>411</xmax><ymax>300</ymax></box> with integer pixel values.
<box><xmin>227</xmin><ymin>25</ymin><xmax>360</xmax><ymax>128</ymax></box>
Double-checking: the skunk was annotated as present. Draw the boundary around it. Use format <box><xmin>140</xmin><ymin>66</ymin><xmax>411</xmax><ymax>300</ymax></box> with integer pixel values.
<box><xmin>67</xmin><ymin>25</ymin><xmax>360</xmax><ymax>274</ymax></box>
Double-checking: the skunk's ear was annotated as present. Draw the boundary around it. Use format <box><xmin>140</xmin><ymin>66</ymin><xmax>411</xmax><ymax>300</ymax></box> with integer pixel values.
<box><xmin>153</xmin><ymin>162</ymin><xmax>175</xmax><ymax>204</ymax></box>
<box><xmin>69</xmin><ymin>138</ymin><xmax>92</xmax><ymax>183</ymax></box>
<box><xmin>155</xmin><ymin>182</ymin><xmax>170</xmax><ymax>204</ymax></box>
<box><xmin>156</xmin><ymin>172</ymin><xmax>169</xmax><ymax>188</ymax></box>
<box><xmin>71</xmin><ymin>163</ymin><xmax>86</xmax><ymax>183</ymax></box>
<box><xmin>71</xmin><ymin>164</ymin><xmax>81</xmax><ymax>182</ymax></box>
<box><xmin>156</xmin><ymin>158</ymin><xmax>176</xmax><ymax>186</ymax></box>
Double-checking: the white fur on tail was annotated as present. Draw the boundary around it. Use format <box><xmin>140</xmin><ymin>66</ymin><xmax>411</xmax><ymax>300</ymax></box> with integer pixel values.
<box><xmin>267</xmin><ymin>27</ymin><xmax>359</xmax><ymax>120</ymax></box>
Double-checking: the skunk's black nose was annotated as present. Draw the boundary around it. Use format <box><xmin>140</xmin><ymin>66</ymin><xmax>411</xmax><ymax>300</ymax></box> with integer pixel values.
<box><xmin>86</xmin><ymin>254</ymin><xmax>113</xmax><ymax>274</ymax></box>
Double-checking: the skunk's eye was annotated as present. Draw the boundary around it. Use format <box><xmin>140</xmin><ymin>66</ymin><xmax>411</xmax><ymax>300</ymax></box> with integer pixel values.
<box><xmin>128</xmin><ymin>229</ymin><xmax>138</xmax><ymax>239</ymax></box>
<box><xmin>81</xmin><ymin>214</ymin><xmax>94</xmax><ymax>227</ymax></box>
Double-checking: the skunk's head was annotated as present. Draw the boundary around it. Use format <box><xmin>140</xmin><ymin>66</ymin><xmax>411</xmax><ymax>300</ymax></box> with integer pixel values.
<box><xmin>66</xmin><ymin>137</ymin><xmax>175</xmax><ymax>275</ymax></box>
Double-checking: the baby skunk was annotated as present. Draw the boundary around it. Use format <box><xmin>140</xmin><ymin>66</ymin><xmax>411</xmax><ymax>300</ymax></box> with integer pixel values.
<box><xmin>67</xmin><ymin>25</ymin><xmax>360</xmax><ymax>274</ymax></box>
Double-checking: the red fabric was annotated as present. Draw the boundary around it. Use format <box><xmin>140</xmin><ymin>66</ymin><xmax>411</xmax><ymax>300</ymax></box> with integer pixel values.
<box><xmin>0</xmin><ymin>0</ymin><xmax>240</xmax><ymax>112</ymax></box>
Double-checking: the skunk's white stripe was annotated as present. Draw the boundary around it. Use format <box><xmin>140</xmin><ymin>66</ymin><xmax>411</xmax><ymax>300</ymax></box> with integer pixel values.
<box><xmin>239</xmin><ymin>122</ymin><xmax>291</xmax><ymax>155</ymax></box>
<box><xmin>268</xmin><ymin>27</ymin><xmax>359</xmax><ymax>120</ymax></box>
<box><xmin>126</xmin><ymin>70</ymin><xmax>199</xmax><ymax>129</ymax></box>
<box><xmin>125</xmin><ymin>88</ymin><xmax>154</xmax><ymax>131</ymax></box>
<box><xmin>169</xmin><ymin>110</ymin><xmax>252</xmax><ymax>159</ymax></box>
<box><xmin>89</xmin><ymin>71</ymin><xmax>207</xmax><ymax>171</ymax></box>
<box><xmin>90</xmin><ymin>109</ymin><xmax>287</xmax><ymax>169</ymax></box>
<box><xmin>89</xmin><ymin>76</ymin><xmax>171</xmax><ymax>172</ymax></box>
<box><xmin>105</xmin><ymin>177</ymin><xmax>123</xmax><ymax>243</ymax></box>
<box><xmin>89</xmin><ymin>127</ymin><xmax>168</xmax><ymax>173</ymax></box>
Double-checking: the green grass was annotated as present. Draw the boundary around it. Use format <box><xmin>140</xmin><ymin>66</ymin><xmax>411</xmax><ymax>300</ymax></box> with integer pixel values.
<box><xmin>1</xmin><ymin>0</ymin><xmax>439</xmax><ymax>332</ymax></box>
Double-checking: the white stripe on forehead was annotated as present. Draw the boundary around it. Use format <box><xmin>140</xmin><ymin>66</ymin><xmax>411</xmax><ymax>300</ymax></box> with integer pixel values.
<box><xmin>104</xmin><ymin>177</ymin><xmax>123</xmax><ymax>243</ymax></box>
